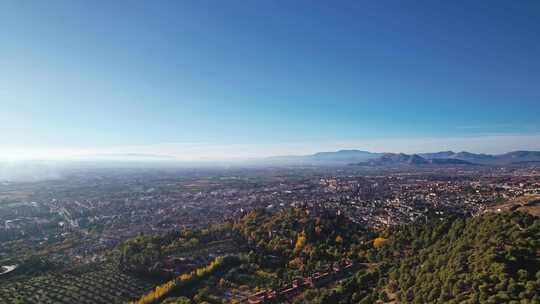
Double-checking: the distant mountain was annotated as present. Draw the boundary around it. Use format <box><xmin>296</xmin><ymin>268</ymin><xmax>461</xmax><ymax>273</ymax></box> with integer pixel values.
<box><xmin>502</xmin><ymin>150</ymin><xmax>540</xmax><ymax>158</ymax></box>
<box><xmin>422</xmin><ymin>150</ymin><xmax>540</xmax><ymax>164</ymax></box>
<box><xmin>311</xmin><ymin>150</ymin><xmax>381</xmax><ymax>161</ymax></box>
<box><xmin>427</xmin><ymin>158</ymin><xmax>474</xmax><ymax>165</ymax></box>
<box><xmin>267</xmin><ymin>150</ymin><xmax>540</xmax><ymax>166</ymax></box>
<box><xmin>419</xmin><ymin>151</ymin><xmax>456</xmax><ymax>159</ymax></box>
<box><xmin>358</xmin><ymin>153</ymin><xmax>474</xmax><ymax>167</ymax></box>
<box><xmin>454</xmin><ymin>151</ymin><xmax>495</xmax><ymax>162</ymax></box>
<box><xmin>497</xmin><ymin>151</ymin><xmax>540</xmax><ymax>163</ymax></box>
<box><xmin>368</xmin><ymin>153</ymin><xmax>428</xmax><ymax>165</ymax></box>
<box><xmin>420</xmin><ymin>151</ymin><xmax>494</xmax><ymax>162</ymax></box>
<box><xmin>267</xmin><ymin>150</ymin><xmax>381</xmax><ymax>165</ymax></box>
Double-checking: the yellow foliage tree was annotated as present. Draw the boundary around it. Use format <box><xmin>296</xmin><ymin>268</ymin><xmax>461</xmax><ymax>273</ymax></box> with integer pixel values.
<box><xmin>373</xmin><ymin>237</ymin><xmax>388</xmax><ymax>248</ymax></box>
<box><xmin>133</xmin><ymin>256</ymin><xmax>234</xmax><ymax>304</ymax></box>
<box><xmin>294</xmin><ymin>232</ymin><xmax>307</xmax><ymax>254</ymax></box>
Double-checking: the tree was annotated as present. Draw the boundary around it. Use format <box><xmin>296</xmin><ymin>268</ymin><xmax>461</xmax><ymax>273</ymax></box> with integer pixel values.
<box><xmin>373</xmin><ymin>237</ymin><xmax>388</xmax><ymax>249</ymax></box>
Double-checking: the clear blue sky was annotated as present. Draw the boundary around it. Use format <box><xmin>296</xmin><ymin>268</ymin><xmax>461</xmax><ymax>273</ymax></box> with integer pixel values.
<box><xmin>1</xmin><ymin>1</ymin><xmax>539</xmax><ymax>159</ymax></box>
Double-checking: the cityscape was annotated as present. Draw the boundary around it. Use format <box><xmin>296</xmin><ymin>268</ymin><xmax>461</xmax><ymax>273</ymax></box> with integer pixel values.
<box><xmin>2</xmin><ymin>1</ymin><xmax>540</xmax><ymax>304</ymax></box>
<box><xmin>1</xmin><ymin>154</ymin><xmax>539</xmax><ymax>303</ymax></box>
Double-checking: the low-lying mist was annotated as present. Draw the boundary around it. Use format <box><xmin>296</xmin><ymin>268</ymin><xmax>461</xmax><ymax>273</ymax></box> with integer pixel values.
<box><xmin>0</xmin><ymin>159</ymin><xmax>246</xmax><ymax>183</ymax></box>
<box><xmin>0</xmin><ymin>161</ymin><xmax>65</xmax><ymax>182</ymax></box>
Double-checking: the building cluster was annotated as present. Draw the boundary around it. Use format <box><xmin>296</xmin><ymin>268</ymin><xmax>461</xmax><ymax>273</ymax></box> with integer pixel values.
<box><xmin>1</xmin><ymin>166</ymin><xmax>540</xmax><ymax>263</ymax></box>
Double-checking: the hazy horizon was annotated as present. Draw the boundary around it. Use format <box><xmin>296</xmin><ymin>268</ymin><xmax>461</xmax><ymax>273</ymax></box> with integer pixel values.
<box><xmin>2</xmin><ymin>133</ymin><xmax>540</xmax><ymax>162</ymax></box>
<box><xmin>2</xmin><ymin>135</ymin><xmax>540</xmax><ymax>163</ymax></box>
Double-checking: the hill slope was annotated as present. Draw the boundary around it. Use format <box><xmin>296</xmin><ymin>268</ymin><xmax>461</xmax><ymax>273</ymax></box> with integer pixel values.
<box><xmin>384</xmin><ymin>212</ymin><xmax>540</xmax><ymax>303</ymax></box>
<box><xmin>127</xmin><ymin>211</ymin><xmax>540</xmax><ymax>304</ymax></box>
<box><xmin>316</xmin><ymin>212</ymin><xmax>540</xmax><ymax>304</ymax></box>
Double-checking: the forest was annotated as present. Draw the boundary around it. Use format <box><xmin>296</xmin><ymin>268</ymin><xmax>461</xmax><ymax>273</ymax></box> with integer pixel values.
<box><xmin>121</xmin><ymin>209</ymin><xmax>540</xmax><ymax>303</ymax></box>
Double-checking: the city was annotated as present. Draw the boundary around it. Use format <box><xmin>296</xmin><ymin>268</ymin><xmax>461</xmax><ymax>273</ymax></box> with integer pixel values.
<box><xmin>2</xmin><ymin>1</ymin><xmax>540</xmax><ymax>303</ymax></box>
<box><xmin>1</xmin><ymin>159</ymin><xmax>539</xmax><ymax>303</ymax></box>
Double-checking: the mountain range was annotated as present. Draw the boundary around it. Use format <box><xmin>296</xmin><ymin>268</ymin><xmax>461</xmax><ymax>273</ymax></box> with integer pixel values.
<box><xmin>421</xmin><ymin>150</ymin><xmax>540</xmax><ymax>164</ymax></box>
<box><xmin>267</xmin><ymin>149</ymin><xmax>540</xmax><ymax>166</ymax></box>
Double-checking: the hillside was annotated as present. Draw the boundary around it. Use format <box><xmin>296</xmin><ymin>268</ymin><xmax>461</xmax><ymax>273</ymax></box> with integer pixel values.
<box><xmin>125</xmin><ymin>210</ymin><xmax>540</xmax><ymax>304</ymax></box>
<box><xmin>4</xmin><ymin>209</ymin><xmax>537</xmax><ymax>304</ymax></box>
<box><xmin>385</xmin><ymin>212</ymin><xmax>540</xmax><ymax>303</ymax></box>
<box><xmin>315</xmin><ymin>212</ymin><xmax>540</xmax><ymax>304</ymax></box>
<box><xmin>129</xmin><ymin>209</ymin><xmax>375</xmax><ymax>304</ymax></box>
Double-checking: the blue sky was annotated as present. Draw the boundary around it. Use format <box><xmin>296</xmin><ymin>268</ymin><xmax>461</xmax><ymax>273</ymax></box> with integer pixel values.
<box><xmin>1</xmin><ymin>1</ymin><xmax>539</xmax><ymax>160</ymax></box>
